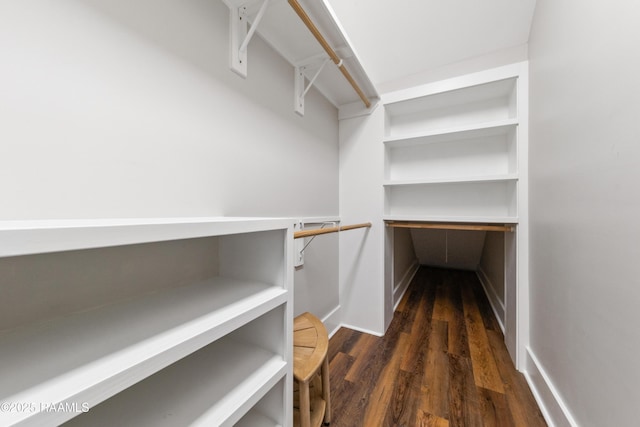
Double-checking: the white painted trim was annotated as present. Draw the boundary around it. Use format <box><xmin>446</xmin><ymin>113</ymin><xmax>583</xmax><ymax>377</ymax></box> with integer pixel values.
<box><xmin>322</xmin><ymin>305</ymin><xmax>342</xmax><ymax>339</ymax></box>
<box><xmin>393</xmin><ymin>261</ymin><xmax>419</xmax><ymax>311</ymax></box>
<box><xmin>339</xmin><ymin>323</ymin><xmax>384</xmax><ymax>338</ymax></box>
<box><xmin>338</xmin><ymin>98</ymin><xmax>380</xmax><ymax>120</ymax></box>
<box><xmin>524</xmin><ymin>347</ymin><xmax>579</xmax><ymax>427</ymax></box>
<box><xmin>515</xmin><ymin>62</ymin><xmax>530</xmax><ymax>371</ymax></box>
<box><xmin>476</xmin><ymin>267</ymin><xmax>505</xmax><ymax>333</ymax></box>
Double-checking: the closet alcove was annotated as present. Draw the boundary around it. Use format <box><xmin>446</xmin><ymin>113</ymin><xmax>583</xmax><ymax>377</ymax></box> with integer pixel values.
<box><xmin>388</xmin><ymin>224</ymin><xmax>514</xmax><ymax>332</ymax></box>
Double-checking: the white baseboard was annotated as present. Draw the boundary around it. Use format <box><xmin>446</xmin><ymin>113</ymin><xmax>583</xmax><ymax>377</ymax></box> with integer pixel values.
<box><xmin>320</xmin><ymin>306</ymin><xmax>380</xmax><ymax>340</ymax></box>
<box><xmin>476</xmin><ymin>267</ymin><xmax>505</xmax><ymax>333</ymax></box>
<box><xmin>322</xmin><ymin>305</ymin><xmax>342</xmax><ymax>339</ymax></box>
<box><xmin>524</xmin><ymin>347</ymin><xmax>579</xmax><ymax>427</ymax></box>
<box><xmin>339</xmin><ymin>322</ymin><xmax>384</xmax><ymax>337</ymax></box>
<box><xmin>324</xmin><ymin>308</ymin><xmax>385</xmax><ymax>339</ymax></box>
<box><xmin>393</xmin><ymin>261</ymin><xmax>420</xmax><ymax>310</ymax></box>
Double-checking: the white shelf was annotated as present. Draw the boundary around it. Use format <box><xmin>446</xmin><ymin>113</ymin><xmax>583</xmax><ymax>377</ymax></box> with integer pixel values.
<box><xmin>384</xmin><ymin>215</ymin><xmax>519</xmax><ymax>224</ymax></box>
<box><xmin>0</xmin><ymin>277</ymin><xmax>287</xmax><ymax>427</ymax></box>
<box><xmin>385</xmin><ymin>77</ymin><xmax>516</xmax><ymax>118</ymax></box>
<box><xmin>384</xmin><ymin>174</ymin><xmax>518</xmax><ymax>186</ymax></box>
<box><xmin>385</xmin><ymin>180</ymin><xmax>518</xmax><ymax>219</ymax></box>
<box><xmin>63</xmin><ymin>338</ymin><xmax>287</xmax><ymax>427</ymax></box>
<box><xmin>221</xmin><ymin>0</ymin><xmax>377</xmax><ymax>109</ymax></box>
<box><xmin>383</xmin><ymin>118</ymin><xmax>518</xmax><ymax>147</ymax></box>
<box><xmin>0</xmin><ymin>217</ymin><xmax>292</xmax><ymax>258</ymax></box>
<box><xmin>384</xmin><ymin>77</ymin><xmax>517</xmax><ymax>138</ymax></box>
<box><xmin>384</xmin><ymin>122</ymin><xmax>518</xmax><ymax>182</ymax></box>
<box><xmin>236</xmin><ymin>410</ymin><xmax>282</xmax><ymax>427</ymax></box>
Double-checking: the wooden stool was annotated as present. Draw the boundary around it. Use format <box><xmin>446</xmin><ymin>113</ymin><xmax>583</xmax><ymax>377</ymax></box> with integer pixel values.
<box><xmin>293</xmin><ymin>312</ymin><xmax>331</xmax><ymax>427</ymax></box>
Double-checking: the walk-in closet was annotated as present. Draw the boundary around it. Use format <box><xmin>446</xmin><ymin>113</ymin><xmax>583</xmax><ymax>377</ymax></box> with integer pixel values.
<box><xmin>2</xmin><ymin>0</ymin><xmax>639</xmax><ymax>426</ymax></box>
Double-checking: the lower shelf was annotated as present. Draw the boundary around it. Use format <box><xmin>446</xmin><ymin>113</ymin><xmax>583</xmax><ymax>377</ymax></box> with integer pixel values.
<box><xmin>236</xmin><ymin>410</ymin><xmax>282</xmax><ymax>427</ymax></box>
<box><xmin>63</xmin><ymin>337</ymin><xmax>287</xmax><ymax>427</ymax></box>
<box><xmin>0</xmin><ymin>277</ymin><xmax>287</xmax><ymax>426</ymax></box>
<box><xmin>385</xmin><ymin>180</ymin><xmax>517</xmax><ymax>219</ymax></box>
<box><xmin>236</xmin><ymin>375</ymin><xmax>287</xmax><ymax>427</ymax></box>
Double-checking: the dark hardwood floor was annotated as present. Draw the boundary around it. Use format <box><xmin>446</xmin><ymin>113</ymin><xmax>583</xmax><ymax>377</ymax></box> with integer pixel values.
<box><xmin>327</xmin><ymin>267</ymin><xmax>546</xmax><ymax>427</ymax></box>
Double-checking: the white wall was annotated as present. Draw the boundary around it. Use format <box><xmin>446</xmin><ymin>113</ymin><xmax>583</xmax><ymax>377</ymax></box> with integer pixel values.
<box><xmin>477</xmin><ymin>231</ymin><xmax>505</xmax><ymax>328</ymax></box>
<box><xmin>528</xmin><ymin>1</ymin><xmax>640</xmax><ymax>426</ymax></box>
<box><xmin>339</xmin><ymin>106</ymin><xmax>387</xmax><ymax>335</ymax></box>
<box><xmin>411</xmin><ymin>229</ymin><xmax>486</xmax><ymax>271</ymax></box>
<box><xmin>393</xmin><ymin>228</ymin><xmax>415</xmax><ymax>284</ymax></box>
<box><xmin>0</xmin><ymin>0</ymin><xmax>338</xmax><ymax>219</ymax></box>
<box><xmin>376</xmin><ymin>45</ymin><xmax>529</xmax><ymax>95</ymax></box>
<box><xmin>392</xmin><ymin>227</ymin><xmax>418</xmax><ymax>307</ymax></box>
<box><xmin>293</xmin><ymin>222</ymin><xmax>340</xmax><ymax>333</ymax></box>
<box><xmin>0</xmin><ymin>0</ymin><xmax>339</xmax><ymax>321</ymax></box>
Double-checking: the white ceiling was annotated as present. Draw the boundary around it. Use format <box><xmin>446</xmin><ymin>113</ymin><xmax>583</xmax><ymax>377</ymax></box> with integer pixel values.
<box><xmin>325</xmin><ymin>0</ymin><xmax>537</xmax><ymax>88</ymax></box>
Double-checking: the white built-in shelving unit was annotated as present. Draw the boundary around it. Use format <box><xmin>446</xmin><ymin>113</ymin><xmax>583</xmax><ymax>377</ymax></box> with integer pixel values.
<box><xmin>383</xmin><ymin>73</ymin><xmax>522</xmax><ymax>224</ymax></box>
<box><xmin>0</xmin><ymin>217</ymin><xmax>293</xmax><ymax>427</ymax></box>
<box><xmin>381</xmin><ymin>62</ymin><xmax>529</xmax><ymax>367</ymax></box>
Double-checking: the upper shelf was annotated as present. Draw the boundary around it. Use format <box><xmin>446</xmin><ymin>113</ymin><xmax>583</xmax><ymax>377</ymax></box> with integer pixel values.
<box><xmin>383</xmin><ymin>174</ymin><xmax>519</xmax><ymax>187</ymax></box>
<box><xmin>222</xmin><ymin>0</ymin><xmax>378</xmax><ymax>110</ymax></box>
<box><xmin>0</xmin><ymin>217</ymin><xmax>292</xmax><ymax>257</ymax></box>
<box><xmin>384</xmin><ymin>77</ymin><xmax>518</xmax><ymax>138</ymax></box>
<box><xmin>383</xmin><ymin>119</ymin><xmax>518</xmax><ymax>147</ymax></box>
<box><xmin>384</xmin><ymin>78</ymin><xmax>517</xmax><ymax>118</ymax></box>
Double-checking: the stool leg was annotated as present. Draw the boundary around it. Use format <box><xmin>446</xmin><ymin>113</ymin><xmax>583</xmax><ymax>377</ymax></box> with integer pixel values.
<box><xmin>300</xmin><ymin>380</ymin><xmax>311</xmax><ymax>427</ymax></box>
<box><xmin>321</xmin><ymin>356</ymin><xmax>331</xmax><ymax>425</ymax></box>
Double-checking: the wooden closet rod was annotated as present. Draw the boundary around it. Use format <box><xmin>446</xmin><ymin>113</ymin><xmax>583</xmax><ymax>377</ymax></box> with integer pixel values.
<box><xmin>288</xmin><ymin>0</ymin><xmax>372</xmax><ymax>108</ymax></box>
<box><xmin>386</xmin><ymin>221</ymin><xmax>514</xmax><ymax>233</ymax></box>
<box><xmin>294</xmin><ymin>222</ymin><xmax>372</xmax><ymax>239</ymax></box>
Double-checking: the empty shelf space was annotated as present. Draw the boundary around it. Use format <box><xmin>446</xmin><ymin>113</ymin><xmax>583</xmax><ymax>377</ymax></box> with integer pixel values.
<box><xmin>236</xmin><ymin>410</ymin><xmax>281</xmax><ymax>427</ymax></box>
<box><xmin>63</xmin><ymin>337</ymin><xmax>287</xmax><ymax>427</ymax></box>
<box><xmin>383</xmin><ymin>119</ymin><xmax>518</xmax><ymax>146</ymax></box>
<box><xmin>385</xmin><ymin>180</ymin><xmax>518</xmax><ymax>219</ymax></box>
<box><xmin>384</xmin><ymin>121</ymin><xmax>518</xmax><ymax>182</ymax></box>
<box><xmin>0</xmin><ymin>277</ymin><xmax>287</xmax><ymax>427</ymax></box>
<box><xmin>385</xmin><ymin>78</ymin><xmax>517</xmax><ymax>138</ymax></box>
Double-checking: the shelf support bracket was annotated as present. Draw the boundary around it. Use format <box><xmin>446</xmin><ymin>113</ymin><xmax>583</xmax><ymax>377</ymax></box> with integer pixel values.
<box><xmin>294</xmin><ymin>58</ymin><xmax>329</xmax><ymax>116</ymax></box>
<box><xmin>228</xmin><ymin>0</ymin><xmax>270</xmax><ymax>78</ymax></box>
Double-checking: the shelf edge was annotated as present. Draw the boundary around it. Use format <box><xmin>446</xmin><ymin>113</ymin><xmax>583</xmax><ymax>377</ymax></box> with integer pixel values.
<box><xmin>383</xmin><ymin>118</ymin><xmax>519</xmax><ymax>145</ymax></box>
<box><xmin>383</xmin><ymin>174</ymin><xmax>519</xmax><ymax>186</ymax></box>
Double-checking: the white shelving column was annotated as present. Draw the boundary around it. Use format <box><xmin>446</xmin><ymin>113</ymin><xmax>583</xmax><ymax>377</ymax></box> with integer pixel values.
<box><xmin>0</xmin><ymin>217</ymin><xmax>293</xmax><ymax>427</ymax></box>
<box><xmin>383</xmin><ymin>73</ymin><xmax>520</xmax><ymax>223</ymax></box>
<box><xmin>381</xmin><ymin>62</ymin><xmax>529</xmax><ymax>368</ymax></box>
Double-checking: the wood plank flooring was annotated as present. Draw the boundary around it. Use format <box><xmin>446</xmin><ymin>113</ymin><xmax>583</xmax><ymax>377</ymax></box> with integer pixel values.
<box><xmin>327</xmin><ymin>267</ymin><xmax>546</xmax><ymax>427</ymax></box>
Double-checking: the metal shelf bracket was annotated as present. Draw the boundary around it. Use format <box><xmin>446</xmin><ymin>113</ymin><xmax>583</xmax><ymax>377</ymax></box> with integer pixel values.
<box><xmin>294</xmin><ymin>58</ymin><xmax>330</xmax><ymax>116</ymax></box>
<box><xmin>227</xmin><ymin>0</ymin><xmax>270</xmax><ymax>78</ymax></box>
